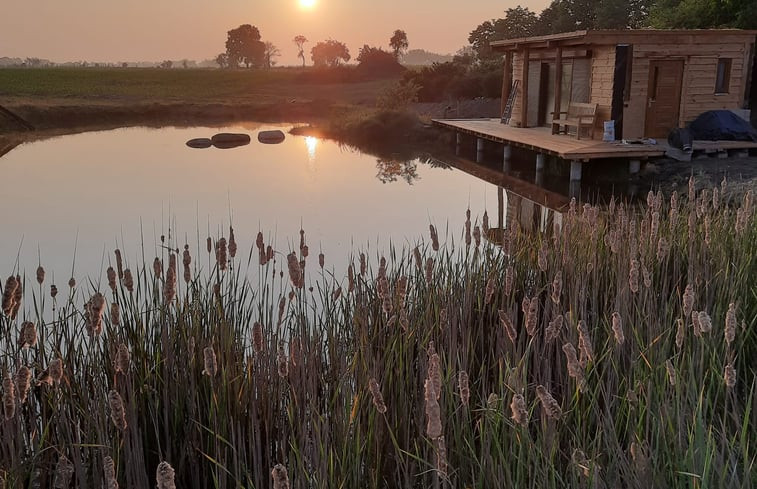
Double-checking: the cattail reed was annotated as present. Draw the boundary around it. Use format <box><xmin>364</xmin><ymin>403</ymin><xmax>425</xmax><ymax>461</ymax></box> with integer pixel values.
<box><xmin>429</xmin><ymin>224</ymin><xmax>439</xmax><ymax>251</ymax></box>
<box><xmin>487</xmin><ymin>393</ymin><xmax>499</xmax><ymax>409</ymax></box>
<box><xmin>572</xmin><ymin>449</ymin><xmax>591</xmax><ymax>477</ymax></box>
<box><xmin>2</xmin><ymin>276</ymin><xmax>18</xmax><ymax>317</ymax></box>
<box><xmin>10</xmin><ymin>275</ymin><xmax>21</xmax><ymax>319</ymax></box>
<box><xmin>15</xmin><ymin>366</ymin><xmax>31</xmax><ymax>404</ymax></box>
<box><xmin>108</xmin><ymin>390</ymin><xmax>127</xmax><ymax>430</ymax></box>
<box><xmin>725</xmin><ymin>303</ymin><xmax>736</xmax><ymax>345</ymax></box>
<box><xmin>115</xmin><ymin>249</ymin><xmax>123</xmax><ymax>279</ymax></box>
<box><xmin>545</xmin><ymin>314</ymin><xmax>563</xmax><ymax>343</ymax></box>
<box><xmin>104</xmin><ymin>455</ymin><xmax>118</xmax><ymax>489</ymax></box>
<box><xmin>724</xmin><ymin>363</ymin><xmax>736</xmax><ymax>388</ymax></box>
<box><xmin>425</xmin><ymin>257</ymin><xmax>433</xmax><ymax>282</ymax></box>
<box><xmin>675</xmin><ymin>318</ymin><xmax>685</xmax><ymax>349</ymax></box>
<box><xmin>551</xmin><ymin>271</ymin><xmax>562</xmax><ymax>304</ymax></box>
<box><xmin>271</xmin><ymin>464</ymin><xmax>290</xmax><ymax>489</ymax></box>
<box><xmin>152</xmin><ymin>257</ymin><xmax>162</xmax><ymax>278</ymax></box>
<box><xmin>68</xmin><ymin>276</ymin><xmax>76</xmax><ymax>288</ymax></box>
<box><xmin>482</xmin><ymin>209</ymin><xmax>489</xmax><ymax>234</ymax></box>
<box><xmin>577</xmin><ymin>320</ymin><xmax>594</xmax><ymax>367</ymax></box>
<box><xmin>110</xmin><ymin>302</ymin><xmax>120</xmax><ymax>327</ymax></box>
<box><xmin>216</xmin><ymin>237</ymin><xmax>228</xmax><ymax>271</ymax></box>
<box><xmin>277</xmin><ymin>297</ymin><xmax>286</xmax><ymax>325</ymax></box>
<box><xmin>683</xmin><ymin>284</ymin><xmax>695</xmax><ymax>318</ymax></box>
<box><xmin>396</xmin><ymin>275</ymin><xmax>407</xmax><ymax>308</ymax></box>
<box><xmin>19</xmin><ymin>321</ymin><xmax>37</xmax><ymax>349</ymax></box>
<box><xmin>48</xmin><ymin>358</ymin><xmax>63</xmax><ymax>385</ymax></box>
<box><xmin>698</xmin><ymin>311</ymin><xmax>712</xmax><ymax>333</ymax></box>
<box><xmin>203</xmin><ymin>346</ymin><xmax>217</xmax><ymax>377</ymax></box>
<box><xmin>163</xmin><ymin>254</ymin><xmax>177</xmax><ymax>304</ymax></box>
<box><xmin>473</xmin><ymin>225</ymin><xmax>481</xmax><ymax>247</ymax></box>
<box><xmin>504</xmin><ymin>264</ymin><xmax>514</xmax><ymax>297</ymax></box>
<box><xmin>360</xmin><ymin>252</ymin><xmax>367</xmax><ymax>275</ymax></box>
<box><xmin>464</xmin><ymin>217</ymin><xmax>471</xmax><ymax>247</ymax></box>
<box><xmin>3</xmin><ymin>372</ymin><xmax>16</xmax><ymax>420</ymax></box>
<box><xmin>485</xmin><ymin>276</ymin><xmax>495</xmax><ymax>305</ymax></box>
<box><xmin>611</xmin><ymin>312</ymin><xmax>624</xmax><ymax>345</ymax></box>
<box><xmin>562</xmin><ymin>343</ymin><xmax>587</xmax><ymax>392</ymax></box>
<box><xmin>510</xmin><ymin>393</ymin><xmax>528</xmax><ymax>426</ymax></box>
<box><xmin>252</xmin><ymin>321</ymin><xmax>264</xmax><ymax>354</ymax></box>
<box><xmin>85</xmin><ymin>293</ymin><xmax>106</xmax><ymax>337</ymax></box>
<box><xmin>115</xmin><ymin>343</ymin><xmax>130</xmax><ymax>374</ymax></box>
<box><xmin>123</xmin><ymin>269</ymin><xmax>134</xmax><ymax>293</ymax></box>
<box><xmin>368</xmin><ymin>377</ymin><xmax>387</xmax><ymax>414</ymax></box>
<box><xmin>348</xmin><ymin>265</ymin><xmax>355</xmax><ymax>293</ymax></box>
<box><xmin>657</xmin><ymin>236</ymin><xmax>669</xmax><ymax>262</ymax></box>
<box><xmin>318</xmin><ymin>252</ymin><xmax>325</xmax><ymax>269</ymax></box>
<box><xmin>665</xmin><ymin>359</ymin><xmax>676</xmax><ymax>386</ymax></box>
<box><xmin>499</xmin><ymin>310</ymin><xmax>517</xmax><ymax>343</ymax></box>
<box><xmin>629</xmin><ymin>258</ymin><xmax>639</xmax><ymax>294</ymax></box>
<box><xmin>436</xmin><ymin>436</ymin><xmax>448</xmax><ymax>477</ymax></box>
<box><xmin>424</xmin><ymin>378</ymin><xmax>442</xmax><ymax>439</ymax></box>
<box><xmin>289</xmin><ymin>337</ymin><xmax>301</xmax><ymax>367</ymax></box>
<box><xmin>378</xmin><ymin>256</ymin><xmax>387</xmax><ymax>279</ymax></box>
<box><xmin>182</xmin><ymin>245</ymin><xmax>192</xmax><ymax>283</ymax></box>
<box><xmin>691</xmin><ymin>310</ymin><xmax>701</xmax><ymax>336</ymax></box>
<box><xmin>535</xmin><ymin>385</ymin><xmax>561</xmax><ymax>419</ymax></box>
<box><xmin>107</xmin><ymin>266</ymin><xmax>117</xmax><ymax>291</ymax></box>
<box><xmin>35</xmin><ymin>265</ymin><xmax>45</xmax><ymax>284</ymax></box>
<box><xmin>332</xmin><ymin>286</ymin><xmax>342</xmax><ymax>301</ymax></box>
<box><xmin>156</xmin><ymin>461</ymin><xmax>176</xmax><ymax>489</ymax></box>
<box><xmin>228</xmin><ymin>226</ymin><xmax>237</xmax><ymax>258</ymax></box>
<box><xmin>50</xmin><ymin>284</ymin><xmax>58</xmax><ymax>298</ymax></box>
<box><xmin>428</xmin><ymin>351</ymin><xmax>442</xmax><ymax>401</ymax></box>
<box><xmin>458</xmin><ymin>371</ymin><xmax>470</xmax><ymax>407</ymax></box>
<box><xmin>54</xmin><ymin>455</ymin><xmax>74</xmax><ymax>489</ymax></box>
<box><xmin>287</xmin><ymin>252</ymin><xmax>303</xmax><ymax>288</ymax></box>
<box><xmin>299</xmin><ymin>228</ymin><xmax>306</xmax><ymax>255</ymax></box>
<box><xmin>277</xmin><ymin>341</ymin><xmax>288</xmax><ymax>378</ymax></box>
<box><xmin>525</xmin><ymin>297</ymin><xmax>538</xmax><ymax>336</ymax></box>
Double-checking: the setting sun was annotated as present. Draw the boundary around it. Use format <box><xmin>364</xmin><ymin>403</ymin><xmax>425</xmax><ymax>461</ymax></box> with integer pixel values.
<box><xmin>298</xmin><ymin>0</ymin><xmax>317</xmax><ymax>9</ymax></box>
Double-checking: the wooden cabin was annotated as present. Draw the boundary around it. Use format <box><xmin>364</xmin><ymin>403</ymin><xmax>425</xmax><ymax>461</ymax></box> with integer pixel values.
<box><xmin>492</xmin><ymin>29</ymin><xmax>757</xmax><ymax>139</ymax></box>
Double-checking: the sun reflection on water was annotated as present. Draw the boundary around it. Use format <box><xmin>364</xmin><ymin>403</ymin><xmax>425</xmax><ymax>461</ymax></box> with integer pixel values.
<box><xmin>305</xmin><ymin>136</ymin><xmax>318</xmax><ymax>164</ymax></box>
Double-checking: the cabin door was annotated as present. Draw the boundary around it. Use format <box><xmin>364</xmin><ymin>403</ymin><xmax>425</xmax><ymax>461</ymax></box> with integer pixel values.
<box><xmin>644</xmin><ymin>60</ymin><xmax>684</xmax><ymax>138</ymax></box>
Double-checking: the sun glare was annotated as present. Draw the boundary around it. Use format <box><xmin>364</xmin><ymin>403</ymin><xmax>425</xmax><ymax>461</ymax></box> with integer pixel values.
<box><xmin>299</xmin><ymin>0</ymin><xmax>317</xmax><ymax>9</ymax></box>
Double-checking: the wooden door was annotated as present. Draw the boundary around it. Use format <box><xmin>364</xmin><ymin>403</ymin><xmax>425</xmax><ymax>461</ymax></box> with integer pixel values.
<box><xmin>644</xmin><ymin>60</ymin><xmax>684</xmax><ymax>138</ymax></box>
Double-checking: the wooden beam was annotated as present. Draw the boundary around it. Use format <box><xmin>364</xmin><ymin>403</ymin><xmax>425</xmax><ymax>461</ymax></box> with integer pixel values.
<box><xmin>552</xmin><ymin>46</ymin><xmax>563</xmax><ymax>135</ymax></box>
<box><xmin>501</xmin><ymin>52</ymin><xmax>513</xmax><ymax>116</ymax></box>
<box><xmin>521</xmin><ymin>47</ymin><xmax>530</xmax><ymax>127</ymax></box>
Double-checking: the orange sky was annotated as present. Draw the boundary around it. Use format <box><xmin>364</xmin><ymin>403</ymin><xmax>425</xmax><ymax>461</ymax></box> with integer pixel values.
<box><xmin>1</xmin><ymin>0</ymin><xmax>551</xmax><ymax>65</ymax></box>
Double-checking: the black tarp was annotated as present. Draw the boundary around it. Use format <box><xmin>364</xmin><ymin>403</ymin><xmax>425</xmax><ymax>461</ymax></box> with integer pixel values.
<box><xmin>687</xmin><ymin>110</ymin><xmax>757</xmax><ymax>142</ymax></box>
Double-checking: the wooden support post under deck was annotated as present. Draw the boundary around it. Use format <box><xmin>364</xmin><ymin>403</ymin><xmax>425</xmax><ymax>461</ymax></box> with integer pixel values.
<box><xmin>476</xmin><ymin>138</ymin><xmax>485</xmax><ymax>162</ymax></box>
<box><xmin>520</xmin><ymin>47</ymin><xmax>529</xmax><ymax>128</ymax></box>
<box><xmin>552</xmin><ymin>46</ymin><xmax>563</xmax><ymax>135</ymax></box>
<box><xmin>629</xmin><ymin>159</ymin><xmax>641</xmax><ymax>175</ymax></box>
<box><xmin>503</xmin><ymin>144</ymin><xmax>512</xmax><ymax>173</ymax></box>
<box><xmin>536</xmin><ymin>153</ymin><xmax>546</xmax><ymax>172</ymax></box>
<box><xmin>569</xmin><ymin>181</ymin><xmax>581</xmax><ymax>200</ymax></box>
<box><xmin>497</xmin><ymin>186</ymin><xmax>505</xmax><ymax>229</ymax></box>
<box><xmin>500</xmin><ymin>52</ymin><xmax>513</xmax><ymax>117</ymax></box>
<box><xmin>569</xmin><ymin>160</ymin><xmax>582</xmax><ymax>181</ymax></box>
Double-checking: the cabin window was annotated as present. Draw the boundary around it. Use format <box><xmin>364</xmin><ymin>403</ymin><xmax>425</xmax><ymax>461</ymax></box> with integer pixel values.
<box><xmin>715</xmin><ymin>58</ymin><xmax>731</xmax><ymax>94</ymax></box>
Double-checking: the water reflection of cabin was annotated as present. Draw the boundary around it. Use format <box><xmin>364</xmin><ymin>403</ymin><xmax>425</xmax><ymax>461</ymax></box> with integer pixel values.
<box><xmin>492</xmin><ymin>29</ymin><xmax>756</xmax><ymax>139</ymax></box>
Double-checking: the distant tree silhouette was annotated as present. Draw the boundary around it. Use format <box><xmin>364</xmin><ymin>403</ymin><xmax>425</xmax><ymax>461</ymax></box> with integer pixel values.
<box><xmin>469</xmin><ymin>6</ymin><xmax>538</xmax><ymax>60</ymax></box>
<box><xmin>226</xmin><ymin>24</ymin><xmax>266</xmax><ymax>68</ymax></box>
<box><xmin>356</xmin><ymin>45</ymin><xmax>405</xmax><ymax>76</ymax></box>
<box><xmin>389</xmin><ymin>30</ymin><xmax>409</xmax><ymax>60</ymax></box>
<box><xmin>311</xmin><ymin>39</ymin><xmax>351</xmax><ymax>67</ymax></box>
<box><xmin>293</xmin><ymin>35</ymin><xmax>308</xmax><ymax>66</ymax></box>
<box><xmin>160</xmin><ymin>60</ymin><xmax>173</xmax><ymax>69</ymax></box>
<box><xmin>264</xmin><ymin>42</ymin><xmax>281</xmax><ymax>68</ymax></box>
<box><xmin>215</xmin><ymin>53</ymin><xmax>229</xmax><ymax>69</ymax></box>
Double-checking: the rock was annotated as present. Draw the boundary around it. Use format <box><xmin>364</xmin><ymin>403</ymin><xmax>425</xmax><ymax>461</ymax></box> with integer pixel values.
<box><xmin>186</xmin><ymin>138</ymin><xmax>212</xmax><ymax>149</ymax></box>
<box><xmin>211</xmin><ymin>133</ymin><xmax>251</xmax><ymax>144</ymax></box>
<box><xmin>258</xmin><ymin>130</ymin><xmax>286</xmax><ymax>144</ymax></box>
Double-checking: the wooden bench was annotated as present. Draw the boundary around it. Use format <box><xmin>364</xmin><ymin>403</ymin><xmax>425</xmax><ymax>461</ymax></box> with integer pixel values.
<box><xmin>551</xmin><ymin>102</ymin><xmax>597</xmax><ymax>140</ymax></box>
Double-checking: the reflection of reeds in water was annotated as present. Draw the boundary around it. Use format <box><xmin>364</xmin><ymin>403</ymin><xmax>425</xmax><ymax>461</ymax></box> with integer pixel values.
<box><xmin>0</xmin><ymin>181</ymin><xmax>753</xmax><ymax>488</ymax></box>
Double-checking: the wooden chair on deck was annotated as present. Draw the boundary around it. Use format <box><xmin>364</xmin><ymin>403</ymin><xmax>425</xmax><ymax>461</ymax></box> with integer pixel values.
<box><xmin>551</xmin><ymin>102</ymin><xmax>597</xmax><ymax>140</ymax></box>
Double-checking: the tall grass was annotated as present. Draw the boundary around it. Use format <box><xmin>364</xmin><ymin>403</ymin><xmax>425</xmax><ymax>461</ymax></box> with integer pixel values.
<box><xmin>0</xmin><ymin>179</ymin><xmax>754</xmax><ymax>488</ymax></box>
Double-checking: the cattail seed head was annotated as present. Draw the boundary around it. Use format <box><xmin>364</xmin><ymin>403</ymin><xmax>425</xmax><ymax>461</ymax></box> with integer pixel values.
<box><xmin>115</xmin><ymin>343</ymin><xmax>130</xmax><ymax>374</ymax></box>
<box><xmin>123</xmin><ymin>269</ymin><xmax>134</xmax><ymax>293</ymax></box>
<box><xmin>103</xmin><ymin>455</ymin><xmax>118</xmax><ymax>489</ymax></box>
<box><xmin>54</xmin><ymin>455</ymin><xmax>74</xmax><ymax>489</ymax></box>
<box><xmin>228</xmin><ymin>227</ymin><xmax>237</xmax><ymax>258</ymax></box>
<box><xmin>424</xmin><ymin>378</ymin><xmax>443</xmax><ymax>439</ymax></box>
<box><xmin>36</xmin><ymin>265</ymin><xmax>45</xmax><ymax>285</ymax></box>
<box><xmin>675</xmin><ymin>319</ymin><xmax>685</xmax><ymax>349</ymax></box>
<box><xmin>535</xmin><ymin>385</ymin><xmax>561</xmax><ymax>419</ymax></box>
<box><xmin>216</xmin><ymin>238</ymin><xmax>228</xmax><ymax>271</ymax></box>
<box><xmin>510</xmin><ymin>393</ymin><xmax>528</xmax><ymax>426</ymax></box>
<box><xmin>15</xmin><ymin>366</ymin><xmax>31</xmax><ymax>404</ymax></box>
<box><xmin>203</xmin><ymin>346</ymin><xmax>217</xmax><ymax>377</ymax></box>
<box><xmin>611</xmin><ymin>312</ymin><xmax>624</xmax><ymax>345</ymax></box>
<box><xmin>562</xmin><ymin>343</ymin><xmax>587</xmax><ymax>392</ymax></box>
<box><xmin>473</xmin><ymin>225</ymin><xmax>481</xmax><ymax>247</ymax></box>
<box><xmin>348</xmin><ymin>265</ymin><xmax>356</xmax><ymax>293</ymax></box>
<box><xmin>85</xmin><ymin>293</ymin><xmax>106</xmax><ymax>337</ymax></box>
<box><xmin>683</xmin><ymin>284</ymin><xmax>695</xmax><ymax>318</ymax></box>
<box><xmin>665</xmin><ymin>359</ymin><xmax>676</xmax><ymax>386</ymax></box>
<box><xmin>692</xmin><ymin>309</ymin><xmax>702</xmax><ymax>337</ymax></box>
<box><xmin>485</xmin><ymin>276</ymin><xmax>495</xmax><ymax>305</ymax></box>
<box><xmin>3</xmin><ymin>372</ymin><xmax>16</xmax><ymax>420</ymax></box>
<box><xmin>271</xmin><ymin>464</ymin><xmax>290</xmax><ymax>489</ymax></box>
<box><xmin>163</xmin><ymin>254</ymin><xmax>177</xmax><ymax>304</ymax></box>
<box><xmin>318</xmin><ymin>252</ymin><xmax>325</xmax><ymax>269</ymax></box>
<box><xmin>289</xmin><ymin>337</ymin><xmax>301</xmax><ymax>367</ymax></box>
<box><xmin>68</xmin><ymin>276</ymin><xmax>76</xmax><ymax>289</ymax></box>
<box><xmin>499</xmin><ymin>310</ymin><xmax>517</xmax><ymax>344</ymax></box>
<box><xmin>50</xmin><ymin>284</ymin><xmax>58</xmax><ymax>298</ymax></box>
<box><xmin>48</xmin><ymin>358</ymin><xmax>63</xmax><ymax>385</ymax></box>
<box><xmin>277</xmin><ymin>341</ymin><xmax>288</xmax><ymax>378</ymax></box>
<box><xmin>545</xmin><ymin>314</ymin><xmax>563</xmax><ymax>343</ymax></box>
<box><xmin>110</xmin><ymin>302</ymin><xmax>120</xmax><ymax>326</ymax></box>
<box><xmin>425</xmin><ymin>257</ymin><xmax>433</xmax><ymax>282</ymax></box>
<box><xmin>577</xmin><ymin>320</ymin><xmax>594</xmax><ymax>367</ymax></box>
<box><xmin>429</xmin><ymin>224</ymin><xmax>439</xmax><ymax>251</ymax></box>
<box><xmin>19</xmin><ymin>321</ymin><xmax>37</xmax><ymax>349</ymax></box>
<box><xmin>629</xmin><ymin>259</ymin><xmax>639</xmax><ymax>294</ymax></box>
<box><xmin>152</xmin><ymin>257</ymin><xmax>162</xmax><ymax>278</ymax></box>
<box><xmin>368</xmin><ymin>377</ymin><xmax>387</xmax><ymax>414</ymax></box>
<box><xmin>538</xmin><ymin>244</ymin><xmax>548</xmax><ymax>272</ymax></box>
<box><xmin>551</xmin><ymin>271</ymin><xmax>562</xmax><ymax>304</ymax></box>
<box><xmin>724</xmin><ymin>363</ymin><xmax>736</xmax><ymax>388</ymax></box>
<box><xmin>252</xmin><ymin>322</ymin><xmax>264</xmax><ymax>354</ymax></box>
<box><xmin>114</xmin><ymin>249</ymin><xmax>123</xmax><ymax>279</ymax></box>
<box><xmin>525</xmin><ymin>297</ymin><xmax>538</xmax><ymax>336</ymax></box>
<box><xmin>108</xmin><ymin>390</ymin><xmax>127</xmax><ymax>430</ymax></box>
<box><xmin>458</xmin><ymin>371</ymin><xmax>470</xmax><ymax>407</ymax></box>
<box><xmin>436</xmin><ymin>436</ymin><xmax>448</xmax><ymax>477</ymax></box>
<box><xmin>286</xmin><ymin>252</ymin><xmax>303</xmax><ymax>288</ymax></box>
<box><xmin>504</xmin><ymin>265</ymin><xmax>514</xmax><ymax>297</ymax></box>
<box><xmin>698</xmin><ymin>311</ymin><xmax>712</xmax><ymax>333</ymax></box>
<box><xmin>156</xmin><ymin>461</ymin><xmax>176</xmax><ymax>489</ymax></box>
<box><xmin>725</xmin><ymin>303</ymin><xmax>736</xmax><ymax>345</ymax></box>
<box><xmin>483</xmin><ymin>210</ymin><xmax>490</xmax><ymax>234</ymax></box>
<box><xmin>428</xmin><ymin>352</ymin><xmax>442</xmax><ymax>401</ymax></box>
<box><xmin>183</xmin><ymin>246</ymin><xmax>192</xmax><ymax>284</ymax></box>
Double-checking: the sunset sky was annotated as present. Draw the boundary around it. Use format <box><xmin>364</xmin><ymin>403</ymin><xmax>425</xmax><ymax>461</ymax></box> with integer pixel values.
<box><xmin>1</xmin><ymin>0</ymin><xmax>550</xmax><ymax>65</ymax></box>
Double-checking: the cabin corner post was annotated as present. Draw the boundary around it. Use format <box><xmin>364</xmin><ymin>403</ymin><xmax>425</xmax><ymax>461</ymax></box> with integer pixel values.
<box><xmin>552</xmin><ymin>46</ymin><xmax>563</xmax><ymax>135</ymax></box>
<box><xmin>501</xmin><ymin>52</ymin><xmax>513</xmax><ymax>116</ymax></box>
<box><xmin>521</xmin><ymin>46</ymin><xmax>530</xmax><ymax>128</ymax></box>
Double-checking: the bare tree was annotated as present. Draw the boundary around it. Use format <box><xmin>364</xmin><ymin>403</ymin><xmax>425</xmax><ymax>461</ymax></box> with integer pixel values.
<box><xmin>293</xmin><ymin>35</ymin><xmax>308</xmax><ymax>67</ymax></box>
<box><xmin>264</xmin><ymin>42</ymin><xmax>281</xmax><ymax>68</ymax></box>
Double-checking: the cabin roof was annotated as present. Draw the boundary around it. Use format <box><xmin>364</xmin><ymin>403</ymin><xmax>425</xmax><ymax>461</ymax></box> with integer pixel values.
<box><xmin>490</xmin><ymin>29</ymin><xmax>757</xmax><ymax>51</ymax></box>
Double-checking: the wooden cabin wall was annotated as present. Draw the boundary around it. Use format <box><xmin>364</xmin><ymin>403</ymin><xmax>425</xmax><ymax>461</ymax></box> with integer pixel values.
<box><xmin>510</xmin><ymin>52</ymin><xmax>524</xmax><ymax>127</ymax></box>
<box><xmin>622</xmin><ymin>35</ymin><xmax>753</xmax><ymax>139</ymax></box>
<box><xmin>589</xmin><ymin>45</ymin><xmax>615</xmax><ymax>135</ymax></box>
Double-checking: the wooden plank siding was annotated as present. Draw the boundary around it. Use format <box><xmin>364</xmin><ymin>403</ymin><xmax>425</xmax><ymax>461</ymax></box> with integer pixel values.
<box><xmin>589</xmin><ymin>45</ymin><xmax>615</xmax><ymax>134</ymax></box>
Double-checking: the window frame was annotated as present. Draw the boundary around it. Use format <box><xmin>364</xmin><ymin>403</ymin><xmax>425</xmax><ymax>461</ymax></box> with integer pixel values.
<box><xmin>715</xmin><ymin>58</ymin><xmax>732</xmax><ymax>94</ymax></box>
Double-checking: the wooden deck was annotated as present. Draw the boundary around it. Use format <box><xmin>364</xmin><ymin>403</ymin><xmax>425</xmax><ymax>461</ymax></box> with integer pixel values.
<box><xmin>433</xmin><ymin>118</ymin><xmax>666</xmax><ymax>161</ymax></box>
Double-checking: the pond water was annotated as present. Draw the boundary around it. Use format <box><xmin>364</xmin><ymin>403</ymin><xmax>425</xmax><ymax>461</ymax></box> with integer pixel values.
<box><xmin>1</xmin><ymin>124</ymin><xmax>512</xmax><ymax>285</ymax></box>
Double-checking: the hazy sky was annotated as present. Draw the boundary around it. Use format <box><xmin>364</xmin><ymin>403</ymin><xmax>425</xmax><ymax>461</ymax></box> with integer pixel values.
<box><xmin>1</xmin><ymin>0</ymin><xmax>550</xmax><ymax>65</ymax></box>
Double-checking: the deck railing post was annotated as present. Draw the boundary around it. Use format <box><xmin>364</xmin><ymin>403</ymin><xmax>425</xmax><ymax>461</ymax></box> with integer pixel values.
<box><xmin>569</xmin><ymin>160</ymin><xmax>582</xmax><ymax>181</ymax></box>
<box><xmin>476</xmin><ymin>138</ymin><xmax>485</xmax><ymax>163</ymax></box>
<box><xmin>503</xmin><ymin>144</ymin><xmax>512</xmax><ymax>173</ymax></box>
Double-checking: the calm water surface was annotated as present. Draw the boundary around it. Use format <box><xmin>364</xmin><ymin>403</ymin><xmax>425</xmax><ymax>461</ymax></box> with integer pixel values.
<box><xmin>1</xmin><ymin>124</ymin><xmax>502</xmax><ymax>283</ymax></box>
